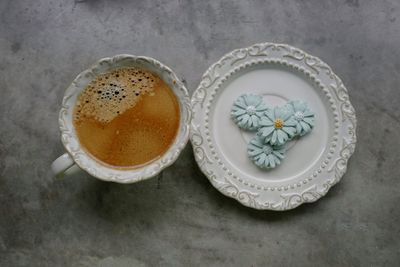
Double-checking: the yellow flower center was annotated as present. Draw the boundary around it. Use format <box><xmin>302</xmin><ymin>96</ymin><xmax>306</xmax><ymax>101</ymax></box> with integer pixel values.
<box><xmin>274</xmin><ymin>118</ymin><xmax>284</xmax><ymax>129</ymax></box>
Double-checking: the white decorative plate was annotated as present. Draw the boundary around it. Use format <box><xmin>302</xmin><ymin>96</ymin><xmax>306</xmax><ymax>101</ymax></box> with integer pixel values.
<box><xmin>190</xmin><ymin>43</ymin><xmax>357</xmax><ymax>210</ymax></box>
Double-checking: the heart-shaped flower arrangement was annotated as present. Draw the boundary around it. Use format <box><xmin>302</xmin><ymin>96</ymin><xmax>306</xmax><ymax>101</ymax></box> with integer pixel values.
<box><xmin>231</xmin><ymin>94</ymin><xmax>315</xmax><ymax>169</ymax></box>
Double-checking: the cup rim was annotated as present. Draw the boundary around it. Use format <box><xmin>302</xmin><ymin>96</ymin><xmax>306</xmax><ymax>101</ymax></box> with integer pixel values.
<box><xmin>59</xmin><ymin>54</ymin><xmax>191</xmax><ymax>183</ymax></box>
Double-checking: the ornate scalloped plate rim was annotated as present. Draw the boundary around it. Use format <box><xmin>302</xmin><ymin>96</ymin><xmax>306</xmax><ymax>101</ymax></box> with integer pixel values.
<box><xmin>190</xmin><ymin>42</ymin><xmax>357</xmax><ymax>210</ymax></box>
<box><xmin>59</xmin><ymin>54</ymin><xmax>191</xmax><ymax>183</ymax></box>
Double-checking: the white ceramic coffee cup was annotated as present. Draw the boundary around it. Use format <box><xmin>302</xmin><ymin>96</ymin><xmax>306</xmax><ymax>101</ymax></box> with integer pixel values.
<box><xmin>51</xmin><ymin>55</ymin><xmax>191</xmax><ymax>183</ymax></box>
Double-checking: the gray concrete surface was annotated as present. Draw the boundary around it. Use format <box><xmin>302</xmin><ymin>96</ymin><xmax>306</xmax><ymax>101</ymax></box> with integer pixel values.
<box><xmin>1</xmin><ymin>0</ymin><xmax>400</xmax><ymax>266</ymax></box>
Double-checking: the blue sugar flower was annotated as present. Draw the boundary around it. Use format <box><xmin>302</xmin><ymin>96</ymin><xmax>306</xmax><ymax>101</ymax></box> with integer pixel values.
<box><xmin>258</xmin><ymin>106</ymin><xmax>296</xmax><ymax>145</ymax></box>
<box><xmin>285</xmin><ymin>100</ymin><xmax>315</xmax><ymax>136</ymax></box>
<box><xmin>231</xmin><ymin>94</ymin><xmax>269</xmax><ymax>131</ymax></box>
<box><xmin>247</xmin><ymin>136</ymin><xmax>286</xmax><ymax>169</ymax></box>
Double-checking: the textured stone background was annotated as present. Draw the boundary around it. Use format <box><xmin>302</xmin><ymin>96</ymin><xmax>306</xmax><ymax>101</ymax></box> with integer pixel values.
<box><xmin>1</xmin><ymin>0</ymin><xmax>400</xmax><ymax>266</ymax></box>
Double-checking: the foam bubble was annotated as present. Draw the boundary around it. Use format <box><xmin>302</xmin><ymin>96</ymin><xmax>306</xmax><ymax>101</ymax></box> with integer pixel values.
<box><xmin>74</xmin><ymin>68</ymin><xmax>157</xmax><ymax>124</ymax></box>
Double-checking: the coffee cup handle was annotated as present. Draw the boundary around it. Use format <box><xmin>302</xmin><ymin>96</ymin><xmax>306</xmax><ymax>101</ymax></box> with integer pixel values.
<box><xmin>51</xmin><ymin>153</ymin><xmax>76</xmax><ymax>177</ymax></box>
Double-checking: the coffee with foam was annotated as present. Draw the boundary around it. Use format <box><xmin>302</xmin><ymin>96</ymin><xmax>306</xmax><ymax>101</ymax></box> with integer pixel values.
<box><xmin>73</xmin><ymin>68</ymin><xmax>180</xmax><ymax>168</ymax></box>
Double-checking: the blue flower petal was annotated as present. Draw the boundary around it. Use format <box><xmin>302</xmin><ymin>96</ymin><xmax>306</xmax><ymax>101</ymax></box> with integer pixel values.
<box><xmin>251</xmin><ymin>115</ymin><xmax>259</xmax><ymax>127</ymax></box>
<box><xmin>271</xmin><ymin>130</ymin><xmax>278</xmax><ymax>144</ymax></box>
<box><xmin>242</xmin><ymin>114</ymin><xmax>250</xmax><ymax>123</ymax></box>
<box><xmin>273</xmin><ymin>151</ymin><xmax>284</xmax><ymax>159</ymax></box>
<box><xmin>295</xmin><ymin>123</ymin><xmax>301</xmax><ymax>133</ymax></box>
<box><xmin>269</xmin><ymin>154</ymin><xmax>276</xmax><ymax>168</ymax></box>
<box><xmin>300</xmin><ymin>121</ymin><xmax>311</xmax><ymax>135</ymax></box>
<box><xmin>277</xmin><ymin>130</ymin><xmax>285</xmax><ymax>144</ymax></box>
<box><xmin>264</xmin><ymin>110</ymin><xmax>275</xmax><ymax>121</ymax></box>
<box><xmin>292</xmin><ymin>100</ymin><xmax>306</xmax><ymax>112</ymax></box>
<box><xmin>260</xmin><ymin>117</ymin><xmax>274</xmax><ymax>126</ymax></box>
<box><xmin>285</xmin><ymin>118</ymin><xmax>297</xmax><ymax>127</ymax></box>
<box><xmin>274</xmin><ymin>107</ymin><xmax>282</xmax><ymax>119</ymax></box>
<box><xmin>282</xmin><ymin>126</ymin><xmax>296</xmax><ymax>137</ymax></box>
<box><xmin>303</xmin><ymin>110</ymin><xmax>314</xmax><ymax>117</ymax></box>
<box><xmin>281</xmin><ymin>108</ymin><xmax>294</xmax><ymax>121</ymax></box>
<box><xmin>234</xmin><ymin>101</ymin><xmax>247</xmax><ymax>109</ymax></box>
<box><xmin>303</xmin><ymin>117</ymin><xmax>314</xmax><ymax>125</ymax></box>
<box><xmin>256</xmin><ymin>104</ymin><xmax>268</xmax><ymax>111</ymax></box>
<box><xmin>250</xmin><ymin>139</ymin><xmax>262</xmax><ymax>148</ymax></box>
<box><xmin>260</xmin><ymin>126</ymin><xmax>274</xmax><ymax>137</ymax></box>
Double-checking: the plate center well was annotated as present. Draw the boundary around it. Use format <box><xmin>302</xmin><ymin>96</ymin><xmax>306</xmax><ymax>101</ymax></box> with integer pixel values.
<box><xmin>211</xmin><ymin>64</ymin><xmax>332</xmax><ymax>183</ymax></box>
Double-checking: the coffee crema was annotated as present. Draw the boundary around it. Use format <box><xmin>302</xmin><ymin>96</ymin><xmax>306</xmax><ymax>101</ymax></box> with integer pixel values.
<box><xmin>73</xmin><ymin>68</ymin><xmax>180</xmax><ymax>168</ymax></box>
